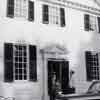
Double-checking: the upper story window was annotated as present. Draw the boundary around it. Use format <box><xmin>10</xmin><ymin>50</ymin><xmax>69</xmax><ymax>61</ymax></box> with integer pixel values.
<box><xmin>4</xmin><ymin>43</ymin><xmax>37</xmax><ymax>82</ymax></box>
<box><xmin>84</xmin><ymin>14</ymin><xmax>100</xmax><ymax>33</ymax></box>
<box><xmin>42</xmin><ymin>4</ymin><xmax>65</xmax><ymax>27</ymax></box>
<box><xmin>85</xmin><ymin>51</ymin><xmax>99</xmax><ymax>81</ymax></box>
<box><xmin>7</xmin><ymin>0</ymin><xmax>34</xmax><ymax>21</ymax></box>
<box><xmin>14</xmin><ymin>0</ymin><xmax>28</xmax><ymax>18</ymax></box>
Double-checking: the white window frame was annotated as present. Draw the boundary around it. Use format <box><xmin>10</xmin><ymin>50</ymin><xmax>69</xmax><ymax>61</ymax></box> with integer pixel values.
<box><xmin>13</xmin><ymin>43</ymin><xmax>29</xmax><ymax>81</ymax></box>
<box><xmin>49</xmin><ymin>5</ymin><xmax>61</xmax><ymax>26</ymax></box>
<box><xmin>89</xmin><ymin>52</ymin><xmax>100</xmax><ymax>80</ymax></box>
<box><xmin>14</xmin><ymin>0</ymin><xmax>28</xmax><ymax>19</ymax></box>
<box><xmin>89</xmin><ymin>15</ymin><xmax>98</xmax><ymax>32</ymax></box>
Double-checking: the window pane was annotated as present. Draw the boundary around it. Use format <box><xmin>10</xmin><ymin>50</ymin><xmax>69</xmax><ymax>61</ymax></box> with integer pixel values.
<box><xmin>15</xmin><ymin>51</ymin><xmax>19</xmax><ymax>56</ymax></box>
<box><xmin>15</xmin><ymin>57</ymin><xmax>18</xmax><ymax>62</ymax></box>
<box><xmin>24</xmin><ymin>52</ymin><xmax>26</xmax><ymax>56</ymax></box>
<box><xmin>15</xmin><ymin>69</ymin><xmax>18</xmax><ymax>74</ymax></box>
<box><xmin>23</xmin><ymin>46</ymin><xmax>26</xmax><ymax>50</ymax></box>
<box><xmin>24</xmin><ymin>69</ymin><xmax>27</xmax><ymax>74</ymax></box>
<box><xmin>19</xmin><ymin>45</ymin><xmax>22</xmax><ymax>50</ymax></box>
<box><xmin>24</xmin><ymin>58</ymin><xmax>27</xmax><ymax>62</ymax></box>
<box><xmin>19</xmin><ymin>63</ymin><xmax>22</xmax><ymax>68</ymax></box>
<box><xmin>19</xmin><ymin>75</ymin><xmax>22</xmax><ymax>80</ymax></box>
<box><xmin>19</xmin><ymin>69</ymin><xmax>22</xmax><ymax>74</ymax></box>
<box><xmin>19</xmin><ymin>57</ymin><xmax>23</xmax><ymax>62</ymax></box>
<box><xmin>15</xmin><ymin>63</ymin><xmax>18</xmax><ymax>68</ymax></box>
<box><xmin>15</xmin><ymin>75</ymin><xmax>19</xmax><ymax>80</ymax></box>
<box><xmin>24</xmin><ymin>75</ymin><xmax>27</xmax><ymax>80</ymax></box>
<box><xmin>24</xmin><ymin>63</ymin><xmax>27</xmax><ymax>68</ymax></box>
<box><xmin>19</xmin><ymin>51</ymin><xmax>23</xmax><ymax>57</ymax></box>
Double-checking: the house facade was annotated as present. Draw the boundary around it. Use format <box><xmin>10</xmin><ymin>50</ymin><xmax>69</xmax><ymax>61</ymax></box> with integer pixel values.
<box><xmin>0</xmin><ymin>0</ymin><xmax>100</xmax><ymax>100</ymax></box>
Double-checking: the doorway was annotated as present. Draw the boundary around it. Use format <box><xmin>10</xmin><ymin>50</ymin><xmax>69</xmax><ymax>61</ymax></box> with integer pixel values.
<box><xmin>48</xmin><ymin>60</ymin><xmax>69</xmax><ymax>99</ymax></box>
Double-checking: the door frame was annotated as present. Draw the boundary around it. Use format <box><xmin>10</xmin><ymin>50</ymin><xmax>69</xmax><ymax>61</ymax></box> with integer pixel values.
<box><xmin>40</xmin><ymin>43</ymin><xmax>69</xmax><ymax>100</ymax></box>
<box><xmin>47</xmin><ymin>58</ymin><xmax>69</xmax><ymax>99</ymax></box>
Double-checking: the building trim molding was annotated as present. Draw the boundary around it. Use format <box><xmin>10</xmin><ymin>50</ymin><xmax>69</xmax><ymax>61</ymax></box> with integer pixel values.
<box><xmin>38</xmin><ymin>0</ymin><xmax>100</xmax><ymax>16</ymax></box>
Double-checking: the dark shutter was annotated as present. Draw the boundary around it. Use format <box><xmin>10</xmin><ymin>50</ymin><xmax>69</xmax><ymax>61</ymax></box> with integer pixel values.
<box><xmin>61</xmin><ymin>61</ymin><xmax>69</xmax><ymax>94</ymax></box>
<box><xmin>29</xmin><ymin>45</ymin><xmax>37</xmax><ymax>81</ymax></box>
<box><xmin>98</xmin><ymin>17</ymin><xmax>100</xmax><ymax>33</ymax></box>
<box><xmin>60</xmin><ymin>8</ymin><xmax>65</xmax><ymax>27</ymax></box>
<box><xmin>4</xmin><ymin>43</ymin><xmax>13</xmax><ymax>82</ymax></box>
<box><xmin>84</xmin><ymin>14</ymin><xmax>90</xmax><ymax>31</ymax></box>
<box><xmin>96</xmin><ymin>53</ymin><xmax>99</xmax><ymax>66</ymax></box>
<box><xmin>28</xmin><ymin>1</ymin><xmax>34</xmax><ymax>21</ymax></box>
<box><xmin>85</xmin><ymin>51</ymin><xmax>93</xmax><ymax>81</ymax></box>
<box><xmin>7</xmin><ymin>0</ymin><xmax>14</xmax><ymax>18</ymax></box>
<box><xmin>42</xmin><ymin>4</ymin><xmax>49</xmax><ymax>24</ymax></box>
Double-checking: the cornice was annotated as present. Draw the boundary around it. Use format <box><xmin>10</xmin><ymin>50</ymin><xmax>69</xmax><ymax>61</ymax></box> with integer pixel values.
<box><xmin>38</xmin><ymin>0</ymin><xmax>100</xmax><ymax>16</ymax></box>
<box><xmin>94</xmin><ymin>0</ymin><xmax>100</xmax><ymax>7</ymax></box>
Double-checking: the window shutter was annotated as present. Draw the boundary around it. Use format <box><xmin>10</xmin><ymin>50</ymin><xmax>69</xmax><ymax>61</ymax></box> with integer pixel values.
<box><xmin>42</xmin><ymin>4</ymin><xmax>49</xmax><ymax>24</ymax></box>
<box><xmin>7</xmin><ymin>0</ymin><xmax>14</xmax><ymax>18</ymax></box>
<box><xmin>4</xmin><ymin>43</ymin><xmax>13</xmax><ymax>82</ymax></box>
<box><xmin>60</xmin><ymin>8</ymin><xmax>65</xmax><ymax>27</ymax></box>
<box><xmin>96</xmin><ymin>53</ymin><xmax>99</xmax><ymax>66</ymax></box>
<box><xmin>29</xmin><ymin>45</ymin><xmax>37</xmax><ymax>81</ymax></box>
<box><xmin>85</xmin><ymin>51</ymin><xmax>93</xmax><ymax>81</ymax></box>
<box><xmin>61</xmin><ymin>61</ymin><xmax>69</xmax><ymax>94</ymax></box>
<box><xmin>98</xmin><ymin>17</ymin><xmax>100</xmax><ymax>33</ymax></box>
<box><xmin>28</xmin><ymin>1</ymin><xmax>34</xmax><ymax>21</ymax></box>
<box><xmin>84</xmin><ymin>14</ymin><xmax>90</xmax><ymax>31</ymax></box>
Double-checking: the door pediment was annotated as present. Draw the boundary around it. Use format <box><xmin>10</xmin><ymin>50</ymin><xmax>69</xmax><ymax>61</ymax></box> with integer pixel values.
<box><xmin>41</xmin><ymin>43</ymin><xmax>68</xmax><ymax>54</ymax></box>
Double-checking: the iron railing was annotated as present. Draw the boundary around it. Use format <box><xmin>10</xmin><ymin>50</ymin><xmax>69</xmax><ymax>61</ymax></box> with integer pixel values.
<box><xmin>56</xmin><ymin>93</ymin><xmax>100</xmax><ymax>100</ymax></box>
<box><xmin>56</xmin><ymin>80</ymin><xmax>100</xmax><ymax>100</ymax></box>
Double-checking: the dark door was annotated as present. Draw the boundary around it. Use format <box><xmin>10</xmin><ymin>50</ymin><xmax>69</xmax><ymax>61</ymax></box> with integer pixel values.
<box><xmin>48</xmin><ymin>60</ymin><xmax>69</xmax><ymax>98</ymax></box>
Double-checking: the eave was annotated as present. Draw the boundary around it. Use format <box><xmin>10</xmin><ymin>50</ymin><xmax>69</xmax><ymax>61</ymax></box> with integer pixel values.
<box><xmin>38</xmin><ymin>0</ymin><xmax>100</xmax><ymax>16</ymax></box>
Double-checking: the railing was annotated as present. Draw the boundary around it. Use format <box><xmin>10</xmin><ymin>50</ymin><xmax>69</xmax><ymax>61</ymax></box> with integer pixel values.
<box><xmin>56</xmin><ymin>93</ymin><xmax>100</xmax><ymax>100</ymax></box>
<box><xmin>56</xmin><ymin>80</ymin><xmax>100</xmax><ymax>100</ymax></box>
<box><xmin>0</xmin><ymin>96</ymin><xmax>15</xmax><ymax>100</ymax></box>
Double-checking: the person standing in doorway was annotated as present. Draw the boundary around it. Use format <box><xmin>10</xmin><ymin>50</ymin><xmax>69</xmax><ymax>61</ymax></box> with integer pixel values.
<box><xmin>50</xmin><ymin>72</ymin><xmax>57</xmax><ymax>100</ymax></box>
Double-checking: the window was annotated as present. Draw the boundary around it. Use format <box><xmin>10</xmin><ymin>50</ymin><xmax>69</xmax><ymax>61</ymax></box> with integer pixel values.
<box><xmin>42</xmin><ymin>4</ymin><xmax>65</xmax><ymax>27</ymax></box>
<box><xmin>89</xmin><ymin>15</ymin><xmax>97</xmax><ymax>31</ymax></box>
<box><xmin>7</xmin><ymin>0</ymin><xmax>34</xmax><ymax>21</ymax></box>
<box><xmin>4</xmin><ymin>43</ymin><xmax>37</xmax><ymax>82</ymax></box>
<box><xmin>14</xmin><ymin>44</ymin><xmax>28</xmax><ymax>80</ymax></box>
<box><xmin>84</xmin><ymin>14</ymin><xmax>100</xmax><ymax>33</ymax></box>
<box><xmin>14</xmin><ymin>0</ymin><xmax>28</xmax><ymax>18</ymax></box>
<box><xmin>49</xmin><ymin>6</ymin><xmax>60</xmax><ymax>25</ymax></box>
<box><xmin>85</xmin><ymin>51</ymin><xmax>99</xmax><ymax>81</ymax></box>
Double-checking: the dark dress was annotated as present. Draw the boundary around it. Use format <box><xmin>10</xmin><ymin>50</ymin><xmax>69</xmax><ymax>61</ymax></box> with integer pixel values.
<box><xmin>50</xmin><ymin>81</ymin><xmax>61</xmax><ymax>100</ymax></box>
<box><xmin>50</xmin><ymin>82</ymin><xmax>56</xmax><ymax>100</ymax></box>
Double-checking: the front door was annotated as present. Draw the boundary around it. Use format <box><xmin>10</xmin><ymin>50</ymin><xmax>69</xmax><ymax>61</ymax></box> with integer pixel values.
<box><xmin>48</xmin><ymin>60</ymin><xmax>69</xmax><ymax>100</ymax></box>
